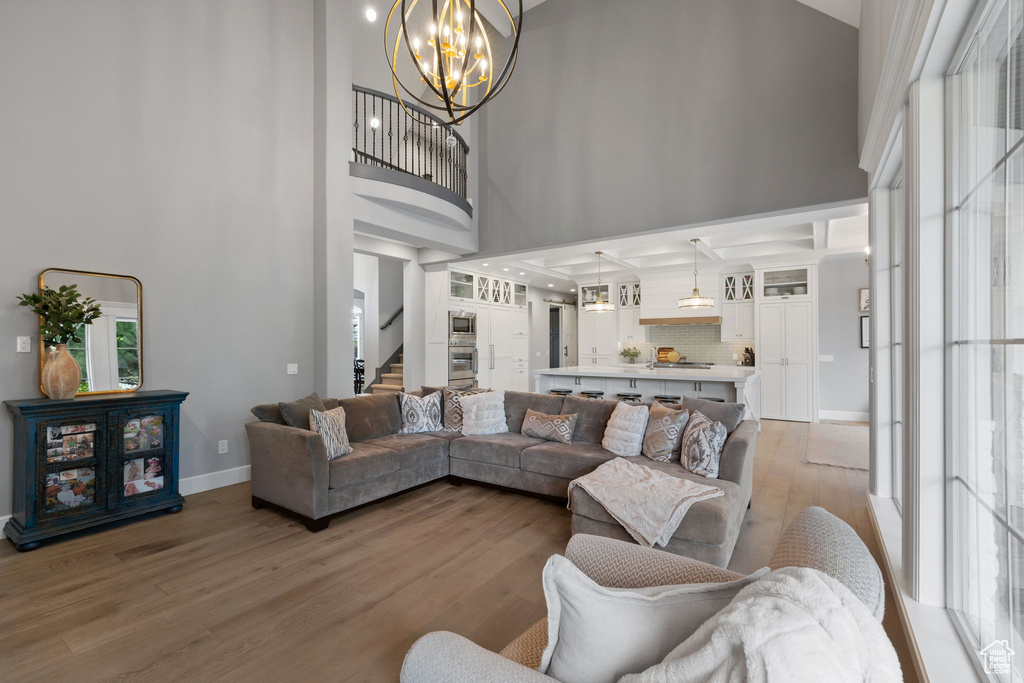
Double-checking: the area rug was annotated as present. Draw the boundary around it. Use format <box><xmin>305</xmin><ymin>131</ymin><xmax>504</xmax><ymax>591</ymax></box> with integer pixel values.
<box><xmin>802</xmin><ymin>422</ymin><xmax>869</xmax><ymax>471</ymax></box>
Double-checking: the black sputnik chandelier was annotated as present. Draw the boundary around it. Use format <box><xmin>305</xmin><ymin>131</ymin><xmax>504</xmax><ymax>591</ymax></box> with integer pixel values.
<box><xmin>385</xmin><ymin>0</ymin><xmax>523</xmax><ymax>126</ymax></box>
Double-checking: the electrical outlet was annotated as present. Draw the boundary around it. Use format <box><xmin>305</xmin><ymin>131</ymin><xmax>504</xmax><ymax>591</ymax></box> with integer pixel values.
<box><xmin>732</xmin><ymin>353</ymin><xmax>738</xmax><ymax>360</ymax></box>
<box><xmin>16</xmin><ymin>336</ymin><xmax>31</xmax><ymax>353</ymax></box>
<box><xmin>218</xmin><ymin>440</ymin><xmax>229</xmax><ymax>454</ymax></box>
<box><xmin>286</xmin><ymin>363</ymin><xmax>298</xmax><ymax>375</ymax></box>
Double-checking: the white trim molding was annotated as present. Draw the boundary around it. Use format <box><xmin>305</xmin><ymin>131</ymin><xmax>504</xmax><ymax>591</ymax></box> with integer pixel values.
<box><xmin>179</xmin><ymin>465</ymin><xmax>251</xmax><ymax>497</ymax></box>
<box><xmin>819</xmin><ymin>410</ymin><xmax>871</xmax><ymax>422</ymax></box>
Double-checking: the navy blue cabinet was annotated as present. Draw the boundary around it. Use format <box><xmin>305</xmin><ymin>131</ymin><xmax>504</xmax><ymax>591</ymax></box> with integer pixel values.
<box><xmin>4</xmin><ymin>390</ymin><xmax>188</xmax><ymax>551</ymax></box>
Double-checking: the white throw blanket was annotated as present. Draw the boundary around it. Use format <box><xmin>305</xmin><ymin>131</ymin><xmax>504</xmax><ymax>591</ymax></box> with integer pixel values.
<box><xmin>568</xmin><ymin>458</ymin><xmax>723</xmax><ymax>548</ymax></box>
<box><xmin>619</xmin><ymin>567</ymin><xmax>903</xmax><ymax>683</ymax></box>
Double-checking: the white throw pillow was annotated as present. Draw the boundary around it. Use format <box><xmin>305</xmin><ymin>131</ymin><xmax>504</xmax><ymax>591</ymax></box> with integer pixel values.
<box><xmin>539</xmin><ymin>554</ymin><xmax>768</xmax><ymax>683</ymax></box>
<box><xmin>399</xmin><ymin>391</ymin><xmax>443</xmax><ymax>433</ymax></box>
<box><xmin>601</xmin><ymin>402</ymin><xmax>650</xmax><ymax>457</ymax></box>
<box><xmin>460</xmin><ymin>390</ymin><xmax>508</xmax><ymax>436</ymax></box>
<box><xmin>309</xmin><ymin>406</ymin><xmax>353</xmax><ymax>460</ymax></box>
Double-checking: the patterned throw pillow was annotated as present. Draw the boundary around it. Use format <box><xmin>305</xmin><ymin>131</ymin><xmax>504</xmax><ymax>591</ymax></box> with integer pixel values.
<box><xmin>680</xmin><ymin>410</ymin><xmax>728</xmax><ymax>478</ymax></box>
<box><xmin>460</xmin><ymin>390</ymin><xmax>509</xmax><ymax>436</ymax></box>
<box><xmin>521</xmin><ymin>409</ymin><xmax>579</xmax><ymax>445</ymax></box>
<box><xmin>642</xmin><ymin>404</ymin><xmax>690</xmax><ymax>462</ymax></box>
<box><xmin>399</xmin><ymin>392</ymin><xmax>443</xmax><ymax>433</ymax></box>
<box><xmin>442</xmin><ymin>387</ymin><xmax>488</xmax><ymax>432</ymax></box>
<box><xmin>309</xmin><ymin>406</ymin><xmax>353</xmax><ymax>460</ymax></box>
<box><xmin>601</xmin><ymin>403</ymin><xmax>650</xmax><ymax>458</ymax></box>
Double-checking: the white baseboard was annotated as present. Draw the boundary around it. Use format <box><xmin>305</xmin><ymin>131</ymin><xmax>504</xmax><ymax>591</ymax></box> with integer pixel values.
<box><xmin>179</xmin><ymin>464</ymin><xmax>251</xmax><ymax>496</ymax></box>
<box><xmin>1</xmin><ymin>467</ymin><xmax>249</xmax><ymax>540</ymax></box>
<box><xmin>819</xmin><ymin>410</ymin><xmax>870</xmax><ymax>422</ymax></box>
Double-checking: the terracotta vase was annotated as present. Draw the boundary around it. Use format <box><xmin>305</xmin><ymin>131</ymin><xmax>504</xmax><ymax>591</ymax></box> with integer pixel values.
<box><xmin>42</xmin><ymin>344</ymin><xmax>81</xmax><ymax>400</ymax></box>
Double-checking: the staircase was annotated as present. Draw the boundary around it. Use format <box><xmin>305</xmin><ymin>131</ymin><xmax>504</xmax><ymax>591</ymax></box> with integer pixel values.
<box><xmin>370</xmin><ymin>354</ymin><xmax>403</xmax><ymax>395</ymax></box>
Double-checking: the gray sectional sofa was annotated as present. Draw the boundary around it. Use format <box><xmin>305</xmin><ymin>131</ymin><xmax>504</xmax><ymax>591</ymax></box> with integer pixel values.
<box><xmin>245</xmin><ymin>389</ymin><xmax>758</xmax><ymax>566</ymax></box>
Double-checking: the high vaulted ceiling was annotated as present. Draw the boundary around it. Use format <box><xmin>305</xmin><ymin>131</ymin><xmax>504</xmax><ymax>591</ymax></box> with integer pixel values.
<box><xmin>452</xmin><ymin>201</ymin><xmax>868</xmax><ymax>290</ymax></box>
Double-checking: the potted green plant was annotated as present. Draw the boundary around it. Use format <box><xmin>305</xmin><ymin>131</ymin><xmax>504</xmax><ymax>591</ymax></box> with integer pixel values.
<box><xmin>16</xmin><ymin>284</ymin><xmax>102</xmax><ymax>399</ymax></box>
<box><xmin>619</xmin><ymin>346</ymin><xmax>642</xmax><ymax>364</ymax></box>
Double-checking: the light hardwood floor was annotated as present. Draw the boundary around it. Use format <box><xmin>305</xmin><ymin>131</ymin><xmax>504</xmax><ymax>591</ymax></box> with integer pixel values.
<box><xmin>0</xmin><ymin>419</ymin><xmax>916</xmax><ymax>682</ymax></box>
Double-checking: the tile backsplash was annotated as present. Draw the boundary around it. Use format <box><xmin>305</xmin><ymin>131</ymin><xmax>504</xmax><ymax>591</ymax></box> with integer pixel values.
<box><xmin>617</xmin><ymin>325</ymin><xmax>753</xmax><ymax>366</ymax></box>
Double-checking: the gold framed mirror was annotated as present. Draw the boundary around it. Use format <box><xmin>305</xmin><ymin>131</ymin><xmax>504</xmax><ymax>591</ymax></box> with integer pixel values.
<box><xmin>38</xmin><ymin>269</ymin><xmax>143</xmax><ymax>396</ymax></box>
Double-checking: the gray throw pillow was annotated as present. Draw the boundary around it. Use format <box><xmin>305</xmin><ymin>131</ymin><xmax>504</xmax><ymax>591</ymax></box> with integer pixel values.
<box><xmin>680</xmin><ymin>410</ymin><xmax>727</xmax><ymax>478</ymax></box>
<box><xmin>539</xmin><ymin>554</ymin><xmax>768</xmax><ymax>683</ymax></box>
<box><xmin>278</xmin><ymin>393</ymin><xmax>326</xmax><ymax>430</ymax></box>
<box><xmin>251</xmin><ymin>404</ymin><xmax>286</xmax><ymax>425</ymax></box>
<box><xmin>399</xmin><ymin>392</ymin><xmax>443</xmax><ymax>433</ymax></box>
<box><xmin>521</xmin><ymin>409</ymin><xmax>578</xmax><ymax>444</ymax></box>
<box><xmin>642</xmin><ymin>404</ymin><xmax>690</xmax><ymax>462</ymax></box>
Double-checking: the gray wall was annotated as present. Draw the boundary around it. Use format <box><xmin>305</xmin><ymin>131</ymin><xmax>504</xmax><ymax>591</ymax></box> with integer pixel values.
<box><xmin>477</xmin><ymin>0</ymin><xmax>867</xmax><ymax>254</ymax></box>
<box><xmin>859</xmin><ymin>0</ymin><xmax>900</xmax><ymax>150</ymax></box>
<box><xmin>0</xmin><ymin>1</ymin><xmax>316</xmax><ymax>517</ymax></box>
<box><xmin>818</xmin><ymin>255</ymin><xmax>870</xmax><ymax>416</ymax></box>
<box><xmin>378</xmin><ymin>257</ymin><xmax>405</xmax><ymax>368</ymax></box>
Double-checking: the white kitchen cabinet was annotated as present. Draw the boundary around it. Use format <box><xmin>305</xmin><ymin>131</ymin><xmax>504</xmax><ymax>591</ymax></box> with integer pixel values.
<box><xmin>720</xmin><ymin>302</ymin><xmax>754</xmax><ymax>341</ymax></box>
<box><xmin>723</xmin><ymin>273</ymin><xmax>754</xmax><ymax>302</ymax></box>
<box><xmin>758</xmin><ymin>300</ymin><xmax>814</xmax><ymax>421</ymax></box>
<box><xmin>757</xmin><ymin>266</ymin><xmax>814</xmax><ymax>301</ymax></box>
<box><xmin>512</xmin><ymin>308</ymin><xmax>529</xmax><ymax>336</ymax></box>
<box><xmin>578</xmin><ymin>354</ymin><xmax>613</xmax><ymax>367</ymax></box>
<box><xmin>640</xmin><ymin>273</ymin><xmax>721</xmax><ymax>320</ymax></box>
<box><xmin>578</xmin><ymin>310</ymin><xmax>615</xmax><ymax>358</ymax></box>
<box><xmin>617</xmin><ymin>308</ymin><xmax>644</xmax><ymax>344</ymax></box>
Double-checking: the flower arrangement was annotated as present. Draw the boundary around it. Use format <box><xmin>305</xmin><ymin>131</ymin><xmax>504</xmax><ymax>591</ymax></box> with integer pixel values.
<box><xmin>619</xmin><ymin>346</ymin><xmax>642</xmax><ymax>363</ymax></box>
<box><xmin>16</xmin><ymin>284</ymin><xmax>102</xmax><ymax>346</ymax></box>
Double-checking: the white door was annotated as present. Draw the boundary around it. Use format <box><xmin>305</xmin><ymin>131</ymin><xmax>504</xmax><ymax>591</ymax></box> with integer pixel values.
<box><xmin>562</xmin><ymin>305</ymin><xmax>577</xmax><ymax>366</ymax></box>
<box><xmin>783</xmin><ymin>300</ymin><xmax>813</xmax><ymax>422</ymax></box>
<box><xmin>758</xmin><ymin>302</ymin><xmax>786</xmax><ymax>420</ymax></box>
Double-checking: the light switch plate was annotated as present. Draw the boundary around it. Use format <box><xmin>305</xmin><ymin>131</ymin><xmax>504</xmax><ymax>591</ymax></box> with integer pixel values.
<box><xmin>218</xmin><ymin>440</ymin><xmax>229</xmax><ymax>454</ymax></box>
<box><xmin>286</xmin><ymin>363</ymin><xmax>298</xmax><ymax>375</ymax></box>
<box><xmin>819</xmin><ymin>355</ymin><xmax>834</xmax><ymax>362</ymax></box>
<box><xmin>16</xmin><ymin>336</ymin><xmax>31</xmax><ymax>353</ymax></box>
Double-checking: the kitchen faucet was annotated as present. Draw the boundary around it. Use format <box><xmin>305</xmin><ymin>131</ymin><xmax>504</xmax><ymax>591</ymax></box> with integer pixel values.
<box><xmin>646</xmin><ymin>348</ymin><xmax>655</xmax><ymax>370</ymax></box>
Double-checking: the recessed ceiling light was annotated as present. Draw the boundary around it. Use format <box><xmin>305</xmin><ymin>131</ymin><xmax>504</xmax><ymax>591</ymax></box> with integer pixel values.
<box><xmin>482</xmin><ymin>262</ymin><xmax>489</xmax><ymax>266</ymax></box>
<box><xmin>519</xmin><ymin>272</ymin><xmax>525</xmax><ymax>275</ymax></box>
<box><xmin>503</xmin><ymin>268</ymin><xmax>509</xmax><ymax>271</ymax></box>
<box><xmin>365</xmin><ymin>7</ymin><xmax>377</xmax><ymax>22</ymax></box>
<box><xmin>570</xmin><ymin>288</ymin><xmax>576</xmax><ymax>292</ymax></box>
<box><xmin>548</xmin><ymin>284</ymin><xmax>554</xmax><ymax>287</ymax></box>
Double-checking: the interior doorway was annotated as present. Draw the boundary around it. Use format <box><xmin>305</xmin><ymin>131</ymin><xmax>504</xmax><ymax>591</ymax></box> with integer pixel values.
<box><xmin>549</xmin><ymin>306</ymin><xmax>561</xmax><ymax>368</ymax></box>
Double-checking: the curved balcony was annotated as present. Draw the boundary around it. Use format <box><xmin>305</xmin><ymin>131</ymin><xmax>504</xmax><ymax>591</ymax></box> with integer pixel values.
<box><xmin>351</xmin><ymin>85</ymin><xmax>471</xmax><ymax>217</ymax></box>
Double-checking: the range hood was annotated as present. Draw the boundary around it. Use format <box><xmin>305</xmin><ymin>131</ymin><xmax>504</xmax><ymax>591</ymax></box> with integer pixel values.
<box><xmin>639</xmin><ymin>316</ymin><xmax>722</xmax><ymax>326</ymax></box>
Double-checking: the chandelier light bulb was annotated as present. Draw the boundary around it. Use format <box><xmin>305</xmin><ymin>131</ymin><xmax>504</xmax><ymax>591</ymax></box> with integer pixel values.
<box><xmin>366</xmin><ymin>7</ymin><xmax>377</xmax><ymax>22</ymax></box>
<box><xmin>370</xmin><ymin>117</ymin><xmax>381</xmax><ymax>130</ymax></box>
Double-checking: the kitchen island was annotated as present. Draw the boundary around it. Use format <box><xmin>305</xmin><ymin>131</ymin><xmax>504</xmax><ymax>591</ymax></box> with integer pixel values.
<box><xmin>534</xmin><ymin>365</ymin><xmax>760</xmax><ymax>422</ymax></box>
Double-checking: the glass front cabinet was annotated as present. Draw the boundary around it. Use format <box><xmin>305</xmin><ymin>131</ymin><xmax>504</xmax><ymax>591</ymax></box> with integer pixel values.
<box><xmin>756</xmin><ymin>266</ymin><xmax>815</xmax><ymax>301</ymax></box>
<box><xmin>4</xmin><ymin>390</ymin><xmax>188</xmax><ymax>551</ymax></box>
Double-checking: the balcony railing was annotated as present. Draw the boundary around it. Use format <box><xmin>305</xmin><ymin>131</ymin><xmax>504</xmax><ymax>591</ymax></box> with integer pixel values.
<box><xmin>352</xmin><ymin>85</ymin><xmax>469</xmax><ymax>201</ymax></box>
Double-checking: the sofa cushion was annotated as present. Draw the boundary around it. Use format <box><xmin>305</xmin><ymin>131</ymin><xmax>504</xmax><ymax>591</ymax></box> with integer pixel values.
<box><xmin>328</xmin><ymin>442</ymin><xmax>399</xmax><ymax>488</ymax></box>
<box><xmin>339</xmin><ymin>393</ymin><xmax>403</xmax><ymax>442</ymax></box>
<box><xmin>520</xmin><ymin>442</ymin><xmax>618</xmax><ymax>480</ymax></box>
<box><xmin>560</xmin><ymin>397</ymin><xmax>619</xmax><ymax>444</ymax></box>
<box><xmin>504</xmin><ymin>391</ymin><xmax>565</xmax><ymax>432</ymax></box>
<box><xmin>680</xmin><ymin>398</ymin><xmax>744</xmax><ymax>434</ymax></box>
<box><xmin>420</xmin><ymin>430</ymin><xmax>467</xmax><ymax>443</ymax></box>
<box><xmin>251</xmin><ymin>404</ymin><xmax>286</xmax><ymax>425</ymax></box>
<box><xmin>361</xmin><ymin>433</ymin><xmax>448</xmax><ymax>469</ymax></box>
<box><xmin>278</xmin><ymin>393</ymin><xmax>326</xmax><ymax>430</ymax></box>
<box><xmin>450</xmin><ymin>433</ymin><xmax>547</xmax><ymax>469</ymax></box>
<box><xmin>570</xmin><ymin>457</ymin><xmax>744</xmax><ymax>546</ymax></box>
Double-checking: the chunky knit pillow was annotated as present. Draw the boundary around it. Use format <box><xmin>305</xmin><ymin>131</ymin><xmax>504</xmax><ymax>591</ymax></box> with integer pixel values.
<box><xmin>460</xmin><ymin>390</ymin><xmax>508</xmax><ymax>436</ymax></box>
<box><xmin>399</xmin><ymin>392</ymin><xmax>443</xmax><ymax>433</ymax></box>
<box><xmin>309</xmin><ymin>406</ymin><xmax>353</xmax><ymax>460</ymax></box>
<box><xmin>601</xmin><ymin>403</ymin><xmax>650</xmax><ymax>458</ymax></box>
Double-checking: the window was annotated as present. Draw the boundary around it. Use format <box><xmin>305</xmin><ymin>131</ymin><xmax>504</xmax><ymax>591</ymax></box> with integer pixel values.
<box><xmin>950</xmin><ymin>1</ymin><xmax>1024</xmax><ymax>676</ymax></box>
<box><xmin>67</xmin><ymin>323</ymin><xmax>90</xmax><ymax>393</ymax></box>
<box><xmin>116</xmin><ymin>319</ymin><xmax>139</xmax><ymax>390</ymax></box>
<box><xmin>890</xmin><ymin>175</ymin><xmax>904</xmax><ymax>510</ymax></box>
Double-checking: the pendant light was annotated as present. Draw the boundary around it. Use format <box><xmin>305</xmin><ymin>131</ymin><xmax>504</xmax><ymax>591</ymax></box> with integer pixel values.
<box><xmin>678</xmin><ymin>239</ymin><xmax>715</xmax><ymax>308</ymax></box>
<box><xmin>584</xmin><ymin>251</ymin><xmax>615</xmax><ymax>313</ymax></box>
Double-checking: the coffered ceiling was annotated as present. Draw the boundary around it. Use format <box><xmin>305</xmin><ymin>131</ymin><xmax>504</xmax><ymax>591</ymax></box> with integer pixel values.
<box><xmin>453</xmin><ymin>201</ymin><xmax>868</xmax><ymax>290</ymax></box>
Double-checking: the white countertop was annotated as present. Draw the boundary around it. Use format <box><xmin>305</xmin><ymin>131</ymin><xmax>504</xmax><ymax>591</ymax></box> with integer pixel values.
<box><xmin>535</xmin><ymin>365</ymin><xmax>760</xmax><ymax>383</ymax></box>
